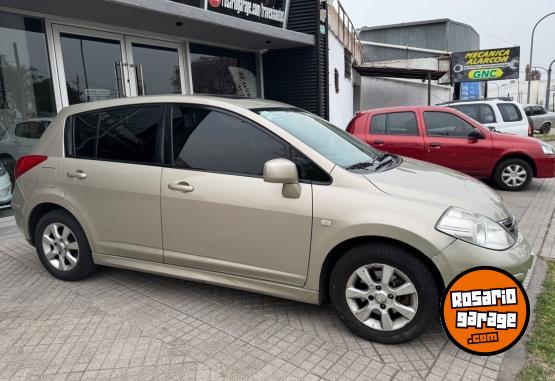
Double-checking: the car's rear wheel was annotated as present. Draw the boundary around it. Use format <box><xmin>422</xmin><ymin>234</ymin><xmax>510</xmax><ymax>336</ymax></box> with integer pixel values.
<box><xmin>493</xmin><ymin>158</ymin><xmax>533</xmax><ymax>191</ymax></box>
<box><xmin>329</xmin><ymin>242</ymin><xmax>439</xmax><ymax>344</ymax></box>
<box><xmin>540</xmin><ymin>123</ymin><xmax>551</xmax><ymax>135</ymax></box>
<box><xmin>34</xmin><ymin>210</ymin><xmax>96</xmax><ymax>281</ymax></box>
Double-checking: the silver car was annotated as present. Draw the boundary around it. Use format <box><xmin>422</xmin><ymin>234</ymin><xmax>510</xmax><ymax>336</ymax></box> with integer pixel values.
<box><xmin>12</xmin><ymin>96</ymin><xmax>533</xmax><ymax>344</ymax></box>
<box><xmin>524</xmin><ymin>105</ymin><xmax>554</xmax><ymax>134</ymax></box>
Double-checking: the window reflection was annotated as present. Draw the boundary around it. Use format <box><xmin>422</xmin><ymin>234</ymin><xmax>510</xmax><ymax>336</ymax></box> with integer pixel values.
<box><xmin>0</xmin><ymin>11</ymin><xmax>56</xmax><ymax>193</ymax></box>
<box><xmin>189</xmin><ymin>43</ymin><xmax>259</xmax><ymax>98</ymax></box>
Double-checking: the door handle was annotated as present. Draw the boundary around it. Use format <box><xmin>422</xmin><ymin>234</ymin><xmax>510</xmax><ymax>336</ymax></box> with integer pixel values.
<box><xmin>168</xmin><ymin>181</ymin><xmax>194</xmax><ymax>193</ymax></box>
<box><xmin>374</xmin><ymin>140</ymin><xmax>384</xmax><ymax>145</ymax></box>
<box><xmin>429</xmin><ymin>143</ymin><xmax>442</xmax><ymax>148</ymax></box>
<box><xmin>67</xmin><ymin>170</ymin><xmax>87</xmax><ymax>179</ymax></box>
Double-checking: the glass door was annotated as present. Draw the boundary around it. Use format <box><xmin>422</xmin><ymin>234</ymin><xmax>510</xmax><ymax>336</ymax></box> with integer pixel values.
<box><xmin>52</xmin><ymin>26</ymin><xmax>187</xmax><ymax>107</ymax></box>
<box><xmin>125</xmin><ymin>37</ymin><xmax>185</xmax><ymax>97</ymax></box>
<box><xmin>52</xmin><ymin>25</ymin><xmax>129</xmax><ymax>106</ymax></box>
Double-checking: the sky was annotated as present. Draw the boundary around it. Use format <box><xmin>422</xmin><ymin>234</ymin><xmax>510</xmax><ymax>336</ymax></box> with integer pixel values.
<box><xmin>340</xmin><ymin>0</ymin><xmax>555</xmax><ymax>76</ymax></box>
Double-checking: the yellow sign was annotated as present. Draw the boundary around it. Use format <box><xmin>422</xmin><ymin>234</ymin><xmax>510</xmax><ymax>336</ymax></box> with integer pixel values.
<box><xmin>468</xmin><ymin>69</ymin><xmax>504</xmax><ymax>80</ymax></box>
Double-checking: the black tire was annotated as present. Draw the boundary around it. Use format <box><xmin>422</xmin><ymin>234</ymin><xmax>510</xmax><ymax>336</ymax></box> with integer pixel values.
<box><xmin>540</xmin><ymin>123</ymin><xmax>551</xmax><ymax>135</ymax></box>
<box><xmin>0</xmin><ymin>156</ymin><xmax>15</xmax><ymax>190</ymax></box>
<box><xmin>493</xmin><ymin>158</ymin><xmax>533</xmax><ymax>191</ymax></box>
<box><xmin>34</xmin><ymin>209</ymin><xmax>96</xmax><ymax>281</ymax></box>
<box><xmin>329</xmin><ymin>242</ymin><xmax>439</xmax><ymax>344</ymax></box>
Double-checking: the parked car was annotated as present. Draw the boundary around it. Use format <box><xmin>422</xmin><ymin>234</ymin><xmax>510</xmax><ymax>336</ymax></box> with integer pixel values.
<box><xmin>444</xmin><ymin>99</ymin><xmax>531</xmax><ymax>137</ymax></box>
<box><xmin>523</xmin><ymin>104</ymin><xmax>554</xmax><ymax>134</ymax></box>
<box><xmin>0</xmin><ymin>162</ymin><xmax>11</xmax><ymax>208</ymax></box>
<box><xmin>13</xmin><ymin>96</ymin><xmax>532</xmax><ymax>344</ymax></box>
<box><xmin>347</xmin><ymin>106</ymin><xmax>555</xmax><ymax>191</ymax></box>
<box><xmin>0</xmin><ymin>118</ymin><xmax>52</xmax><ymax>187</ymax></box>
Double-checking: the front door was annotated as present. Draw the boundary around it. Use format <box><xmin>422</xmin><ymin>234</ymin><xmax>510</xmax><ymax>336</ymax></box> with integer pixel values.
<box><xmin>422</xmin><ymin>110</ymin><xmax>493</xmax><ymax>176</ymax></box>
<box><xmin>52</xmin><ymin>25</ymin><xmax>186</xmax><ymax>106</ymax></box>
<box><xmin>161</xmin><ymin>105</ymin><xmax>313</xmax><ymax>286</ymax></box>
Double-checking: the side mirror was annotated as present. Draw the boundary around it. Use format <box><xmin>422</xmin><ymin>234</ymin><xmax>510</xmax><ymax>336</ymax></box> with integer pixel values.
<box><xmin>263</xmin><ymin>159</ymin><xmax>301</xmax><ymax>199</ymax></box>
<box><xmin>469</xmin><ymin>129</ymin><xmax>485</xmax><ymax>139</ymax></box>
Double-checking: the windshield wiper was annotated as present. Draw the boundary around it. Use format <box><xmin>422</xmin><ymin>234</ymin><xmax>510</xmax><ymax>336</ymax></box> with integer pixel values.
<box><xmin>346</xmin><ymin>161</ymin><xmax>373</xmax><ymax>170</ymax></box>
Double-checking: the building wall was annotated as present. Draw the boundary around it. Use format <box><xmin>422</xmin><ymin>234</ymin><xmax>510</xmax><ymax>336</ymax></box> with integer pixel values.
<box><xmin>328</xmin><ymin>32</ymin><xmax>354</xmax><ymax>128</ymax></box>
<box><xmin>360</xmin><ymin>77</ymin><xmax>452</xmax><ymax>110</ymax></box>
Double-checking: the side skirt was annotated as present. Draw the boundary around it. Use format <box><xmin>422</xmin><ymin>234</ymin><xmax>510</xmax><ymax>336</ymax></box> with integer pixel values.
<box><xmin>93</xmin><ymin>253</ymin><xmax>320</xmax><ymax>305</ymax></box>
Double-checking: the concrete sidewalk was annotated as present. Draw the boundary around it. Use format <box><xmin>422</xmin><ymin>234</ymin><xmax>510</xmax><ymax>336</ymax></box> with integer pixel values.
<box><xmin>0</xmin><ymin>178</ymin><xmax>553</xmax><ymax>380</ymax></box>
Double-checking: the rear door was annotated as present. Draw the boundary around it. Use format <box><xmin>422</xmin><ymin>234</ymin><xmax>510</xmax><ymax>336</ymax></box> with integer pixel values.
<box><xmin>365</xmin><ymin>111</ymin><xmax>425</xmax><ymax>159</ymax></box>
<box><xmin>63</xmin><ymin>104</ymin><xmax>164</xmax><ymax>262</ymax></box>
<box><xmin>496</xmin><ymin>103</ymin><xmax>528</xmax><ymax>136</ymax></box>
<box><xmin>422</xmin><ymin>110</ymin><xmax>493</xmax><ymax>176</ymax></box>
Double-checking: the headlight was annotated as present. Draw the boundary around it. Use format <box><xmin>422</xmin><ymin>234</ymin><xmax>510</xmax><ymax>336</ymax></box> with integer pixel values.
<box><xmin>436</xmin><ymin>207</ymin><xmax>515</xmax><ymax>250</ymax></box>
<box><xmin>540</xmin><ymin>141</ymin><xmax>555</xmax><ymax>155</ymax></box>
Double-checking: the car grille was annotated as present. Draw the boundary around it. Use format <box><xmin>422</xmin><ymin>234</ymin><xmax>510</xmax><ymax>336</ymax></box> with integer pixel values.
<box><xmin>499</xmin><ymin>216</ymin><xmax>518</xmax><ymax>239</ymax></box>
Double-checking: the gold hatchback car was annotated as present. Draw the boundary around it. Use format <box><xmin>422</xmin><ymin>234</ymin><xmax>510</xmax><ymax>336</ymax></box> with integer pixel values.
<box><xmin>12</xmin><ymin>96</ymin><xmax>533</xmax><ymax>343</ymax></box>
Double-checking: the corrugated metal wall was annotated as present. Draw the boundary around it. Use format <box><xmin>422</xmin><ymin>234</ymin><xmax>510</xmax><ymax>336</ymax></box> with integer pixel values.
<box><xmin>263</xmin><ymin>0</ymin><xmax>328</xmax><ymax>118</ymax></box>
<box><xmin>359</xmin><ymin>20</ymin><xmax>479</xmax><ymax>62</ymax></box>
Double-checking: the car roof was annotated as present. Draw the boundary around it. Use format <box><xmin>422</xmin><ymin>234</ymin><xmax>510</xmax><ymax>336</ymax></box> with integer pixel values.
<box><xmin>358</xmin><ymin>106</ymin><xmax>455</xmax><ymax>114</ymax></box>
<box><xmin>57</xmin><ymin>95</ymin><xmax>294</xmax><ymax>117</ymax></box>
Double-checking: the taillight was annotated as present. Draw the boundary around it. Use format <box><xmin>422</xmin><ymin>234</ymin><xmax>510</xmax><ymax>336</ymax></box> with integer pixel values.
<box><xmin>15</xmin><ymin>155</ymin><xmax>48</xmax><ymax>180</ymax></box>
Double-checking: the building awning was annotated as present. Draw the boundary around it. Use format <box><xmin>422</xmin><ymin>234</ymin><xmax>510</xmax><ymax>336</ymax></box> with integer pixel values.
<box><xmin>2</xmin><ymin>0</ymin><xmax>315</xmax><ymax>50</ymax></box>
<box><xmin>354</xmin><ymin>66</ymin><xmax>446</xmax><ymax>80</ymax></box>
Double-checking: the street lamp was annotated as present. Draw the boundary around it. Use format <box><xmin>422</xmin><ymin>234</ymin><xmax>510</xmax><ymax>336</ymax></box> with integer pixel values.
<box><xmin>545</xmin><ymin>58</ymin><xmax>555</xmax><ymax>109</ymax></box>
<box><xmin>527</xmin><ymin>11</ymin><xmax>555</xmax><ymax>104</ymax></box>
<box><xmin>532</xmin><ymin>66</ymin><xmax>549</xmax><ymax>104</ymax></box>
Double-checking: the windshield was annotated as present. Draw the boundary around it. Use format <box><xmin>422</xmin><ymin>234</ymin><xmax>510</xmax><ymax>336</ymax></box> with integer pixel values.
<box><xmin>255</xmin><ymin>108</ymin><xmax>380</xmax><ymax>169</ymax></box>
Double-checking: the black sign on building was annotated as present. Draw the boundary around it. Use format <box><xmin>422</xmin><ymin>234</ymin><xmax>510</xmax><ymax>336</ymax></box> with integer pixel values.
<box><xmin>208</xmin><ymin>0</ymin><xmax>289</xmax><ymax>28</ymax></box>
<box><xmin>452</xmin><ymin>47</ymin><xmax>520</xmax><ymax>83</ymax></box>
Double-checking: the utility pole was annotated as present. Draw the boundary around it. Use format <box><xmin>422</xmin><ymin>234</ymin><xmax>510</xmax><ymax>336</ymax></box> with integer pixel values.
<box><xmin>527</xmin><ymin>12</ymin><xmax>555</xmax><ymax>103</ymax></box>
<box><xmin>545</xmin><ymin>58</ymin><xmax>555</xmax><ymax>109</ymax></box>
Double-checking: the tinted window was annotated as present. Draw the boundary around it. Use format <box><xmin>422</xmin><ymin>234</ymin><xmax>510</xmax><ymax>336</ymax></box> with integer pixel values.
<box><xmin>498</xmin><ymin>103</ymin><xmax>522</xmax><ymax>122</ymax></box>
<box><xmin>72</xmin><ymin>112</ymin><xmax>99</xmax><ymax>158</ymax></box>
<box><xmin>524</xmin><ymin>107</ymin><xmax>532</xmax><ymax>116</ymax></box>
<box><xmin>172</xmin><ymin>106</ymin><xmax>286</xmax><ymax>176</ymax></box>
<box><xmin>423</xmin><ymin>112</ymin><xmax>476</xmax><ymax>138</ymax></box>
<box><xmin>480</xmin><ymin>105</ymin><xmax>496</xmax><ymax>124</ymax></box>
<box><xmin>14</xmin><ymin>121</ymin><xmax>48</xmax><ymax>139</ymax></box>
<box><xmin>370</xmin><ymin>112</ymin><xmax>418</xmax><ymax>135</ymax></box>
<box><xmin>291</xmin><ymin>148</ymin><xmax>330</xmax><ymax>183</ymax></box>
<box><xmin>451</xmin><ymin>105</ymin><xmax>479</xmax><ymax>122</ymax></box>
<box><xmin>70</xmin><ymin>106</ymin><xmax>162</xmax><ymax>164</ymax></box>
<box><xmin>532</xmin><ymin>106</ymin><xmax>545</xmax><ymax>115</ymax></box>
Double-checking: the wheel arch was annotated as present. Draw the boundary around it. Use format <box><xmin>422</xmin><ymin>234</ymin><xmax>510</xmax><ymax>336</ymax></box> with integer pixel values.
<box><xmin>28</xmin><ymin>202</ymin><xmax>84</xmax><ymax>246</ymax></box>
<box><xmin>318</xmin><ymin>236</ymin><xmax>445</xmax><ymax>305</ymax></box>
<box><xmin>493</xmin><ymin>153</ymin><xmax>537</xmax><ymax>177</ymax></box>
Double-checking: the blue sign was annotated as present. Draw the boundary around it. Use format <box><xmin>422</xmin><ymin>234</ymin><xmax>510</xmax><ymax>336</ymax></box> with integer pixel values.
<box><xmin>460</xmin><ymin>82</ymin><xmax>482</xmax><ymax>100</ymax></box>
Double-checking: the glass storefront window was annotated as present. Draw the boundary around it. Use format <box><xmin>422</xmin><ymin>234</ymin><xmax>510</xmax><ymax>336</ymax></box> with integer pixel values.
<box><xmin>0</xmin><ymin>11</ymin><xmax>56</xmax><ymax>194</ymax></box>
<box><xmin>189</xmin><ymin>43</ymin><xmax>260</xmax><ymax>98</ymax></box>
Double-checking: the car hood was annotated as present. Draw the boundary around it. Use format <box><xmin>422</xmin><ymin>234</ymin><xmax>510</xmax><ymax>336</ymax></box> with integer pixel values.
<box><xmin>363</xmin><ymin>158</ymin><xmax>510</xmax><ymax>221</ymax></box>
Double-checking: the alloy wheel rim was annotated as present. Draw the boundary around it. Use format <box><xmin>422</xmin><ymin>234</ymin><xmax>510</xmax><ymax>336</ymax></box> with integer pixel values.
<box><xmin>345</xmin><ymin>263</ymin><xmax>418</xmax><ymax>331</ymax></box>
<box><xmin>501</xmin><ymin>164</ymin><xmax>527</xmax><ymax>187</ymax></box>
<box><xmin>42</xmin><ymin>223</ymin><xmax>79</xmax><ymax>271</ymax></box>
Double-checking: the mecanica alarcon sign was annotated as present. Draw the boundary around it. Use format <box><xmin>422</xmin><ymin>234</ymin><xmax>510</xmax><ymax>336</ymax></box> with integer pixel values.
<box><xmin>208</xmin><ymin>0</ymin><xmax>289</xmax><ymax>28</ymax></box>
<box><xmin>451</xmin><ymin>47</ymin><xmax>520</xmax><ymax>83</ymax></box>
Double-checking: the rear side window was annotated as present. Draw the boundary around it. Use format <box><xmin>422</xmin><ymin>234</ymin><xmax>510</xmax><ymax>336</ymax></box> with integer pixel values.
<box><xmin>15</xmin><ymin>121</ymin><xmax>48</xmax><ymax>139</ymax></box>
<box><xmin>451</xmin><ymin>104</ymin><xmax>495</xmax><ymax>124</ymax></box>
<box><xmin>68</xmin><ymin>105</ymin><xmax>163</xmax><ymax>164</ymax></box>
<box><xmin>532</xmin><ymin>106</ymin><xmax>545</xmax><ymax>116</ymax></box>
<box><xmin>370</xmin><ymin>112</ymin><xmax>419</xmax><ymax>136</ymax></box>
<box><xmin>171</xmin><ymin>106</ymin><xmax>287</xmax><ymax>177</ymax></box>
<box><xmin>497</xmin><ymin>103</ymin><xmax>523</xmax><ymax>122</ymax></box>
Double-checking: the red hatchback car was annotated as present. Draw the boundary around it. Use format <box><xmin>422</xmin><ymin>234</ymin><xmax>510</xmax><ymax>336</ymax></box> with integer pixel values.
<box><xmin>347</xmin><ymin>106</ymin><xmax>555</xmax><ymax>191</ymax></box>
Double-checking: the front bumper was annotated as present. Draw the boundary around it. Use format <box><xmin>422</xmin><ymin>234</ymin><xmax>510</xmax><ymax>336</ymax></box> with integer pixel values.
<box><xmin>433</xmin><ymin>231</ymin><xmax>533</xmax><ymax>286</ymax></box>
<box><xmin>536</xmin><ymin>155</ymin><xmax>555</xmax><ymax>178</ymax></box>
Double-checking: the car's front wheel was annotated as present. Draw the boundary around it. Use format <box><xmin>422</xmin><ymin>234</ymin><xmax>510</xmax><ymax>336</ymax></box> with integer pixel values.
<box><xmin>493</xmin><ymin>158</ymin><xmax>533</xmax><ymax>191</ymax></box>
<box><xmin>329</xmin><ymin>242</ymin><xmax>439</xmax><ymax>344</ymax></box>
<box><xmin>34</xmin><ymin>210</ymin><xmax>96</xmax><ymax>281</ymax></box>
